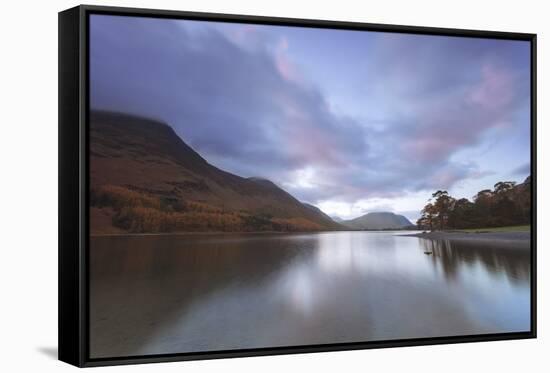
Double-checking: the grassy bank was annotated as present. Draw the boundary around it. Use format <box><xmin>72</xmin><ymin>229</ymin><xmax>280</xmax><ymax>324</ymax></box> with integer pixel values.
<box><xmin>456</xmin><ymin>225</ymin><xmax>530</xmax><ymax>233</ymax></box>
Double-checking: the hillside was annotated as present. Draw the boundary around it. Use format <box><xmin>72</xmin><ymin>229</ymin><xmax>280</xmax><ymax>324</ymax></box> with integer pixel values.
<box><xmin>302</xmin><ymin>203</ymin><xmax>336</xmax><ymax>223</ymax></box>
<box><xmin>341</xmin><ymin>212</ymin><xmax>413</xmax><ymax>230</ymax></box>
<box><xmin>89</xmin><ymin>111</ymin><xmax>341</xmax><ymax>234</ymax></box>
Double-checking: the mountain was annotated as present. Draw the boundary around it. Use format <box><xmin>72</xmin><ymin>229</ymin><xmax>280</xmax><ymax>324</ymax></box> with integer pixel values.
<box><xmin>341</xmin><ymin>212</ymin><xmax>414</xmax><ymax>230</ymax></box>
<box><xmin>89</xmin><ymin>111</ymin><xmax>340</xmax><ymax>234</ymax></box>
<box><xmin>302</xmin><ymin>203</ymin><xmax>338</xmax><ymax>223</ymax></box>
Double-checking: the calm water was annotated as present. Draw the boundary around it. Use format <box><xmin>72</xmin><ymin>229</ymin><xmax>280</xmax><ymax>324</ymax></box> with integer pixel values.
<box><xmin>90</xmin><ymin>231</ymin><xmax>531</xmax><ymax>358</ymax></box>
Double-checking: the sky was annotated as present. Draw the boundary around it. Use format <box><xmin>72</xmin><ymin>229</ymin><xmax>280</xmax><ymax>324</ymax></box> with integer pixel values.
<box><xmin>89</xmin><ymin>15</ymin><xmax>531</xmax><ymax>222</ymax></box>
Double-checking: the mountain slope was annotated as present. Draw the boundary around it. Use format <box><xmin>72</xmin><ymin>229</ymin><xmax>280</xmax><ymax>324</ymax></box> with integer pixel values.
<box><xmin>89</xmin><ymin>111</ymin><xmax>340</xmax><ymax>233</ymax></box>
<box><xmin>302</xmin><ymin>203</ymin><xmax>337</xmax><ymax>223</ymax></box>
<box><xmin>341</xmin><ymin>212</ymin><xmax>413</xmax><ymax>230</ymax></box>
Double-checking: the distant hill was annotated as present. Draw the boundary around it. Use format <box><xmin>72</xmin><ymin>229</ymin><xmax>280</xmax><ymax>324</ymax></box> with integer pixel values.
<box><xmin>340</xmin><ymin>212</ymin><xmax>414</xmax><ymax>230</ymax></box>
<box><xmin>89</xmin><ymin>111</ymin><xmax>340</xmax><ymax>234</ymax></box>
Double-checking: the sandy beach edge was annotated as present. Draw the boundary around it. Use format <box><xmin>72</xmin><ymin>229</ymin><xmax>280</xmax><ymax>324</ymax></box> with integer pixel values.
<box><xmin>401</xmin><ymin>231</ymin><xmax>531</xmax><ymax>250</ymax></box>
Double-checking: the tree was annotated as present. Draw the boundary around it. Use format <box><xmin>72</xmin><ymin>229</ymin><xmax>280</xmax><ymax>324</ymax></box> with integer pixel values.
<box><xmin>418</xmin><ymin>177</ymin><xmax>531</xmax><ymax>230</ymax></box>
<box><xmin>448</xmin><ymin>198</ymin><xmax>475</xmax><ymax>229</ymax></box>
<box><xmin>494</xmin><ymin>181</ymin><xmax>516</xmax><ymax>195</ymax></box>
<box><xmin>417</xmin><ymin>203</ymin><xmax>437</xmax><ymax>231</ymax></box>
<box><xmin>431</xmin><ymin>190</ymin><xmax>455</xmax><ymax>230</ymax></box>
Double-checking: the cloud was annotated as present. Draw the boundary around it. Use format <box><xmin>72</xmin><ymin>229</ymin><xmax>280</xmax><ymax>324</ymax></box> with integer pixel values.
<box><xmin>92</xmin><ymin>16</ymin><xmax>366</xmax><ymax>166</ymax></box>
<box><xmin>90</xmin><ymin>15</ymin><xmax>530</xmax><ymax>216</ymax></box>
<box><xmin>511</xmin><ymin>163</ymin><xmax>531</xmax><ymax>176</ymax></box>
<box><xmin>90</xmin><ymin>15</ymin><xmax>370</xmax><ymax>197</ymax></box>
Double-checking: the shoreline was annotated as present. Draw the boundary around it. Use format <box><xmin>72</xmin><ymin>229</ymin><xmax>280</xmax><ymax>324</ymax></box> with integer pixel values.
<box><xmin>90</xmin><ymin>230</ymin><xmax>344</xmax><ymax>238</ymax></box>
<box><xmin>90</xmin><ymin>229</ymin><xmax>418</xmax><ymax>238</ymax></box>
<box><xmin>90</xmin><ymin>230</ymin><xmax>531</xmax><ymax>250</ymax></box>
<box><xmin>402</xmin><ymin>231</ymin><xmax>531</xmax><ymax>250</ymax></box>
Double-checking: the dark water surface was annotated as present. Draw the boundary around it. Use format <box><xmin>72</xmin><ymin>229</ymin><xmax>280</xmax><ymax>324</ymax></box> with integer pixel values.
<box><xmin>90</xmin><ymin>231</ymin><xmax>530</xmax><ymax>358</ymax></box>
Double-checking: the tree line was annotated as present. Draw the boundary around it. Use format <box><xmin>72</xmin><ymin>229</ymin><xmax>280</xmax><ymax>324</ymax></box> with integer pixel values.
<box><xmin>416</xmin><ymin>176</ymin><xmax>531</xmax><ymax>230</ymax></box>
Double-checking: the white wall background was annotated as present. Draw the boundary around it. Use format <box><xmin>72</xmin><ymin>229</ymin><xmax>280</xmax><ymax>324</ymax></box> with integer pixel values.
<box><xmin>0</xmin><ymin>0</ymin><xmax>546</xmax><ymax>371</ymax></box>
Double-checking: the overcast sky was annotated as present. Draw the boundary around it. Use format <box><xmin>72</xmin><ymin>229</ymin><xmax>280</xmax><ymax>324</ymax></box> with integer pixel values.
<box><xmin>90</xmin><ymin>15</ymin><xmax>531</xmax><ymax>221</ymax></box>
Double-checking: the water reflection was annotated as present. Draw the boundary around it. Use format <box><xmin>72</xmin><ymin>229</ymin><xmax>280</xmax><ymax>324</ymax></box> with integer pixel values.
<box><xmin>418</xmin><ymin>238</ymin><xmax>530</xmax><ymax>283</ymax></box>
<box><xmin>90</xmin><ymin>232</ymin><xmax>530</xmax><ymax>358</ymax></box>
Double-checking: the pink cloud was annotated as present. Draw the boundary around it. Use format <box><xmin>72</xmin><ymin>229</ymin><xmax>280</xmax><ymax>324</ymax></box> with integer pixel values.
<box><xmin>229</xmin><ymin>24</ymin><xmax>259</xmax><ymax>44</ymax></box>
<box><xmin>469</xmin><ymin>64</ymin><xmax>515</xmax><ymax>111</ymax></box>
<box><xmin>400</xmin><ymin>62</ymin><xmax>520</xmax><ymax>163</ymax></box>
<box><xmin>275</xmin><ymin>37</ymin><xmax>300</xmax><ymax>82</ymax></box>
<box><xmin>402</xmin><ymin>137</ymin><xmax>461</xmax><ymax>162</ymax></box>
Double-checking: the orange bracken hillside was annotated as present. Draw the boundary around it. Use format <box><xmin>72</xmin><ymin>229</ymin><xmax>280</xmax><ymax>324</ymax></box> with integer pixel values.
<box><xmin>89</xmin><ymin>111</ymin><xmax>342</xmax><ymax>234</ymax></box>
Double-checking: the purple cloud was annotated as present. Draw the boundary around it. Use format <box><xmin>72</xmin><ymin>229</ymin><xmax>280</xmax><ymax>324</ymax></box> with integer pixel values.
<box><xmin>511</xmin><ymin>163</ymin><xmax>531</xmax><ymax>176</ymax></box>
<box><xmin>90</xmin><ymin>15</ymin><xmax>531</xmax><ymax>207</ymax></box>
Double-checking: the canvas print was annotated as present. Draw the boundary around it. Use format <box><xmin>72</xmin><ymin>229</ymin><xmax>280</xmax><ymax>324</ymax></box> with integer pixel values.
<box><xmin>88</xmin><ymin>14</ymin><xmax>532</xmax><ymax>358</ymax></box>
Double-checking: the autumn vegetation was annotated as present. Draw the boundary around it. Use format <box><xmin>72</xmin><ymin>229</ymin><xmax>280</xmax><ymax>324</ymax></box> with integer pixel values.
<box><xmin>416</xmin><ymin>176</ymin><xmax>531</xmax><ymax>231</ymax></box>
<box><xmin>90</xmin><ymin>185</ymin><xmax>325</xmax><ymax>233</ymax></box>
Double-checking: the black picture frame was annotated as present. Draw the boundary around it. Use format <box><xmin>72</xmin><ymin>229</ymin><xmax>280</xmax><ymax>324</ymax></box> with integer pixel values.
<box><xmin>59</xmin><ymin>4</ymin><xmax>537</xmax><ymax>367</ymax></box>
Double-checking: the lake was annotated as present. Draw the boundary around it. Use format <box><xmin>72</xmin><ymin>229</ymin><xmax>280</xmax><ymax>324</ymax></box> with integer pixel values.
<box><xmin>89</xmin><ymin>231</ymin><xmax>531</xmax><ymax>358</ymax></box>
